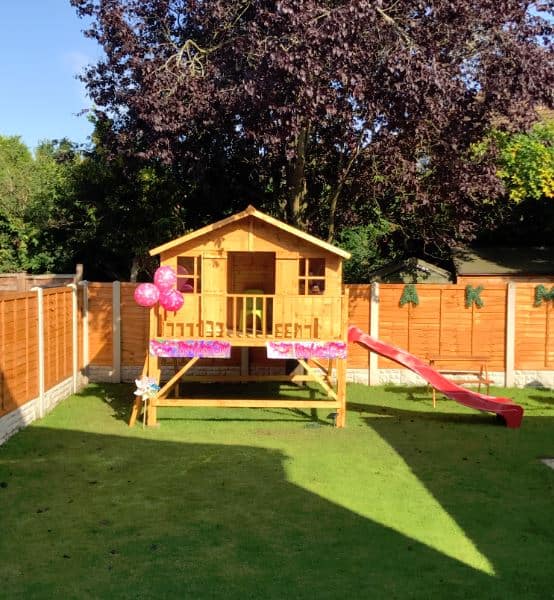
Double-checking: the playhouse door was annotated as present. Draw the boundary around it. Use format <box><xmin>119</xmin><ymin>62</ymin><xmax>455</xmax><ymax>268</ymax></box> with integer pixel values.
<box><xmin>201</xmin><ymin>252</ymin><xmax>227</xmax><ymax>337</ymax></box>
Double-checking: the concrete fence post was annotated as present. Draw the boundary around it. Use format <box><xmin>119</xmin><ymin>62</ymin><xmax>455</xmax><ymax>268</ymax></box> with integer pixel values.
<box><xmin>112</xmin><ymin>281</ymin><xmax>122</xmax><ymax>383</ymax></box>
<box><xmin>67</xmin><ymin>284</ymin><xmax>79</xmax><ymax>394</ymax></box>
<box><xmin>369</xmin><ymin>282</ymin><xmax>380</xmax><ymax>385</ymax></box>
<box><xmin>505</xmin><ymin>282</ymin><xmax>516</xmax><ymax>387</ymax></box>
<box><xmin>79</xmin><ymin>281</ymin><xmax>89</xmax><ymax>384</ymax></box>
<box><xmin>30</xmin><ymin>287</ymin><xmax>45</xmax><ymax>418</ymax></box>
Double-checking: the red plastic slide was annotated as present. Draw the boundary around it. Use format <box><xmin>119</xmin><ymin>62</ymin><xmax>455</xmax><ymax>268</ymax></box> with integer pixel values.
<box><xmin>348</xmin><ymin>326</ymin><xmax>524</xmax><ymax>428</ymax></box>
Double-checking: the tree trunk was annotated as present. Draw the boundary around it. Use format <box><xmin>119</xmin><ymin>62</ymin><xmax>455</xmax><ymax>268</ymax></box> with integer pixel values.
<box><xmin>130</xmin><ymin>257</ymin><xmax>139</xmax><ymax>282</ymax></box>
<box><xmin>327</xmin><ymin>187</ymin><xmax>340</xmax><ymax>243</ymax></box>
<box><xmin>286</xmin><ymin>126</ymin><xmax>309</xmax><ymax>228</ymax></box>
<box><xmin>327</xmin><ymin>137</ymin><xmax>364</xmax><ymax>243</ymax></box>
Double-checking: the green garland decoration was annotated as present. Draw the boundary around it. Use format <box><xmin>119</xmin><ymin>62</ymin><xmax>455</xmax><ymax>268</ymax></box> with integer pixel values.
<box><xmin>400</xmin><ymin>284</ymin><xmax>419</xmax><ymax>306</ymax></box>
<box><xmin>465</xmin><ymin>285</ymin><xmax>484</xmax><ymax>308</ymax></box>
<box><xmin>534</xmin><ymin>285</ymin><xmax>554</xmax><ymax>307</ymax></box>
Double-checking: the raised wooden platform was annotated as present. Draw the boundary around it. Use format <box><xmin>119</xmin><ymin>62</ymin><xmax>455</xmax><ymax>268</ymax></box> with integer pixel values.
<box><xmin>130</xmin><ymin>353</ymin><xmax>347</xmax><ymax>428</ymax></box>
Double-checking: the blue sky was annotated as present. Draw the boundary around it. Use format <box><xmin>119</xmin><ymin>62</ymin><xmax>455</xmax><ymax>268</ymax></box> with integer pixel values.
<box><xmin>0</xmin><ymin>2</ymin><xmax>103</xmax><ymax>150</ymax></box>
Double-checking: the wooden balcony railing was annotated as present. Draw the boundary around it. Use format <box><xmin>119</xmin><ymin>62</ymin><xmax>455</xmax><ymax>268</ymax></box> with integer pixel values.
<box><xmin>156</xmin><ymin>292</ymin><xmax>348</xmax><ymax>342</ymax></box>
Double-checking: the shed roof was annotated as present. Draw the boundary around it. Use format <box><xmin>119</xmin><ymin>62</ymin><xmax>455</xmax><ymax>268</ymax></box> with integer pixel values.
<box><xmin>149</xmin><ymin>205</ymin><xmax>351</xmax><ymax>259</ymax></box>
<box><xmin>367</xmin><ymin>257</ymin><xmax>453</xmax><ymax>282</ymax></box>
<box><xmin>454</xmin><ymin>247</ymin><xmax>554</xmax><ymax>276</ymax></box>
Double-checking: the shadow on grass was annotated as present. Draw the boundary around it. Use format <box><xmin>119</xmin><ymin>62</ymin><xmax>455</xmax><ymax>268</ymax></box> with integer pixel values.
<box><xmin>353</xmin><ymin>398</ymin><xmax>554</xmax><ymax>599</ymax></box>
<box><xmin>3</xmin><ymin>383</ymin><xmax>554</xmax><ymax>598</ymax></box>
<box><xmin>528</xmin><ymin>394</ymin><xmax>554</xmax><ymax>406</ymax></box>
<box><xmin>80</xmin><ymin>383</ymin><xmax>333</xmax><ymax>427</ymax></box>
<box><xmin>383</xmin><ymin>384</ymin><xmax>436</xmax><ymax>402</ymax></box>
<box><xmin>0</xmin><ymin>426</ymin><xmax>496</xmax><ymax>599</ymax></box>
<box><xmin>347</xmin><ymin>400</ymin><xmax>501</xmax><ymax>426</ymax></box>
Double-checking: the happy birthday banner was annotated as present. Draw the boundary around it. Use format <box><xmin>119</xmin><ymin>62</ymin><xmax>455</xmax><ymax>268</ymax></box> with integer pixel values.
<box><xmin>150</xmin><ymin>339</ymin><xmax>232</xmax><ymax>358</ymax></box>
<box><xmin>266</xmin><ymin>341</ymin><xmax>347</xmax><ymax>360</ymax></box>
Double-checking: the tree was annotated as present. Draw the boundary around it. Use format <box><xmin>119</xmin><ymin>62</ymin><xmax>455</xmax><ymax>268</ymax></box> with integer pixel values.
<box><xmin>497</xmin><ymin>119</ymin><xmax>554</xmax><ymax>203</ymax></box>
<box><xmin>40</xmin><ymin>120</ymin><xmax>195</xmax><ymax>280</ymax></box>
<box><xmin>72</xmin><ymin>0</ymin><xmax>553</xmax><ymax>254</ymax></box>
<box><xmin>0</xmin><ymin>136</ymin><xmax>38</xmax><ymax>271</ymax></box>
<box><xmin>473</xmin><ymin>116</ymin><xmax>554</xmax><ymax>247</ymax></box>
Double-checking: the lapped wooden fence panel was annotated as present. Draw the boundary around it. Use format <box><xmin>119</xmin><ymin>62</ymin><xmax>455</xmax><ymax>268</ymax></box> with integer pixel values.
<box><xmin>0</xmin><ymin>293</ymin><xmax>39</xmax><ymax>416</ymax></box>
<box><xmin>88</xmin><ymin>283</ymin><xmax>114</xmax><ymax>366</ymax></box>
<box><xmin>43</xmin><ymin>288</ymin><xmax>73</xmax><ymax>390</ymax></box>
<box><xmin>369</xmin><ymin>284</ymin><xmax>507</xmax><ymax>371</ymax></box>
<box><xmin>438</xmin><ymin>288</ymin><xmax>474</xmax><ymax>357</ymax></box>
<box><xmin>515</xmin><ymin>284</ymin><xmax>554</xmax><ymax>370</ymax></box>
<box><xmin>120</xmin><ymin>283</ymin><xmax>149</xmax><ymax>367</ymax></box>
<box><xmin>404</xmin><ymin>286</ymin><xmax>442</xmax><ymax>361</ymax></box>
<box><xmin>346</xmin><ymin>285</ymin><xmax>371</xmax><ymax>369</ymax></box>
<box><xmin>470</xmin><ymin>287</ymin><xmax>507</xmax><ymax>370</ymax></box>
<box><xmin>0</xmin><ymin>285</ymin><xmax>84</xmax><ymax>436</ymax></box>
<box><xmin>378</xmin><ymin>285</ymin><xmax>410</xmax><ymax>368</ymax></box>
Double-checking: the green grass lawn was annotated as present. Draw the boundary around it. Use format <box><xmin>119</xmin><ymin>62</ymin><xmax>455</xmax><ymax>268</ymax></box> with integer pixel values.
<box><xmin>1</xmin><ymin>382</ymin><xmax>553</xmax><ymax>599</ymax></box>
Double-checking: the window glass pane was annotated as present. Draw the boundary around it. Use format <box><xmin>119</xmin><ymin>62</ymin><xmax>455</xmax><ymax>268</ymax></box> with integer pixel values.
<box><xmin>299</xmin><ymin>258</ymin><xmax>306</xmax><ymax>276</ymax></box>
<box><xmin>308</xmin><ymin>279</ymin><xmax>325</xmax><ymax>295</ymax></box>
<box><xmin>308</xmin><ymin>258</ymin><xmax>325</xmax><ymax>277</ymax></box>
<box><xmin>177</xmin><ymin>256</ymin><xmax>199</xmax><ymax>292</ymax></box>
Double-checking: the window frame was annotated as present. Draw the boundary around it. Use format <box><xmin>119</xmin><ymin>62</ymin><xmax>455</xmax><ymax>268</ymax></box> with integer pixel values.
<box><xmin>177</xmin><ymin>255</ymin><xmax>201</xmax><ymax>293</ymax></box>
<box><xmin>298</xmin><ymin>257</ymin><xmax>325</xmax><ymax>295</ymax></box>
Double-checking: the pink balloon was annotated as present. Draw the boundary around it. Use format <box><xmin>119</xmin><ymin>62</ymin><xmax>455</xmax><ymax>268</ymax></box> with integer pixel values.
<box><xmin>177</xmin><ymin>280</ymin><xmax>194</xmax><ymax>293</ymax></box>
<box><xmin>134</xmin><ymin>283</ymin><xmax>159</xmax><ymax>307</ymax></box>
<box><xmin>154</xmin><ymin>266</ymin><xmax>177</xmax><ymax>292</ymax></box>
<box><xmin>159</xmin><ymin>289</ymin><xmax>184</xmax><ymax>312</ymax></box>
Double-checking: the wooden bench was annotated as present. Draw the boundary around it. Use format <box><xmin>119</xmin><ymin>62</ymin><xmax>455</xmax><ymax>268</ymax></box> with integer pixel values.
<box><xmin>427</xmin><ymin>356</ymin><xmax>493</xmax><ymax>407</ymax></box>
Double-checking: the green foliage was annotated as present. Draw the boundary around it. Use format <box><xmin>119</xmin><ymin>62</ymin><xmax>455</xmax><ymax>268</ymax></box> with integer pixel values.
<box><xmin>72</xmin><ymin>0</ymin><xmax>554</xmax><ymax>249</ymax></box>
<box><xmin>534</xmin><ymin>285</ymin><xmax>554</xmax><ymax>306</ymax></box>
<box><xmin>496</xmin><ymin>121</ymin><xmax>554</xmax><ymax>203</ymax></box>
<box><xmin>0</xmin><ymin>136</ymin><xmax>35</xmax><ymax>271</ymax></box>
<box><xmin>0</xmin><ymin>124</ymin><xmax>196</xmax><ymax>280</ymax></box>
<box><xmin>400</xmin><ymin>284</ymin><xmax>419</xmax><ymax>306</ymax></box>
<box><xmin>465</xmin><ymin>285</ymin><xmax>484</xmax><ymax>308</ymax></box>
<box><xmin>336</xmin><ymin>220</ymin><xmax>400</xmax><ymax>283</ymax></box>
<box><xmin>0</xmin><ymin>136</ymin><xmax>83</xmax><ymax>273</ymax></box>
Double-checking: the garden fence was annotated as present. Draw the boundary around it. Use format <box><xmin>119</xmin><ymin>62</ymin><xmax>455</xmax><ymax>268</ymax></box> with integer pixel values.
<box><xmin>85</xmin><ymin>281</ymin><xmax>554</xmax><ymax>383</ymax></box>
<box><xmin>1</xmin><ymin>280</ymin><xmax>553</xmax><ymax>442</ymax></box>
<box><xmin>0</xmin><ymin>285</ymin><xmax>85</xmax><ymax>443</ymax></box>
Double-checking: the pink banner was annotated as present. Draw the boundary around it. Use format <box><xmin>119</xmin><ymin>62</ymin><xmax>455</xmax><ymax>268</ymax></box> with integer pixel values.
<box><xmin>266</xmin><ymin>341</ymin><xmax>347</xmax><ymax>360</ymax></box>
<box><xmin>150</xmin><ymin>339</ymin><xmax>231</xmax><ymax>358</ymax></box>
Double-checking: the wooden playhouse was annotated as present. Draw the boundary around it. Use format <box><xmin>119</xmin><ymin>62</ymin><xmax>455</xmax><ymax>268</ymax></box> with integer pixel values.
<box><xmin>130</xmin><ymin>206</ymin><xmax>352</xmax><ymax>427</ymax></box>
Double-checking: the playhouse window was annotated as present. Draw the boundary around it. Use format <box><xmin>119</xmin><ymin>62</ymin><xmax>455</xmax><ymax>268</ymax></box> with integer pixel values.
<box><xmin>177</xmin><ymin>256</ymin><xmax>201</xmax><ymax>293</ymax></box>
<box><xmin>298</xmin><ymin>258</ymin><xmax>325</xmax><ymax>295</ymax></box>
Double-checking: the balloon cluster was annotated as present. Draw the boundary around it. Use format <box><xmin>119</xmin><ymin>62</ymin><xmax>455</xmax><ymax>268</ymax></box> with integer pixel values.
<box><xmin>134</xmin><ymin>266</ymin><xmax>185</xmax><ymax>312</ymax></box>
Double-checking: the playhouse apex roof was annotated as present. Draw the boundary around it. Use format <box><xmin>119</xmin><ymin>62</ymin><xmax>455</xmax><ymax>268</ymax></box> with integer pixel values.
<box><xmin>149</xmin><ymin>205</ymin><xmax>351</xmax><ymax>259</ymax></box>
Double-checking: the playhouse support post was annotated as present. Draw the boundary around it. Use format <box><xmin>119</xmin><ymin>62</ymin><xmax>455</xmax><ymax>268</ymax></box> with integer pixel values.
<box><xmin>336</xmin><ymin>357</ymin><xmax>347</xmax><ymax>427</ymax></box>
<box><xmin>146</xmin><ymin>395</ymin><xmax>158</xmax><ymax>426</ymax></box>
<box><xmin>336</xmin><ymin>286</ymin><xmax>349</xmax><ymax>427</ymax></box>
<box><xmin>144</xmin><ymin>304</ymin><xmax>161</xmax><ymax>426</ymax></box>
<box><xmin>146</xmin><ymin>352</ymin><xmax>160</xmax><ymax>426</ymax></box>
<box><xmin>129</xmin><ymin>354</ymin><xmax>149</xmax><ymax>427</ymax></box>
